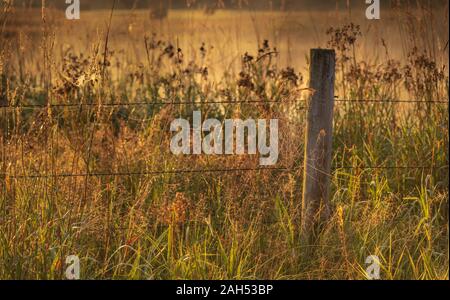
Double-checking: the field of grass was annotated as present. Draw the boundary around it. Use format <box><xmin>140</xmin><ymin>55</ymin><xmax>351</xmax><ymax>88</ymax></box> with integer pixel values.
<box><xmin>0</xmin><ymin>2</ymin><xmax>448</xmax><ymax>279</ymax></box>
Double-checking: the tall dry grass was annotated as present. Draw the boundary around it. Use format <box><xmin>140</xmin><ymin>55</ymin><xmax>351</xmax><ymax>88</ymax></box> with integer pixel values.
<box><xmin>0</xmin><ymin>1</ymin><xmax>448</xmax><ymax>279</ymax></box>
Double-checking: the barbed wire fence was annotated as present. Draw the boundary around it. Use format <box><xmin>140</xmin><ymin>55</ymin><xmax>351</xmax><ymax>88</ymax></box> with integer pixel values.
<box><xmin>0</xmin><ymin>49</ymin><xmax>449</xmax><ymax>234</ymax></box>
<box><xmin>0</xmin><ymin>49</ymin><xmax>449</xmax><ymax>233</ymax></box>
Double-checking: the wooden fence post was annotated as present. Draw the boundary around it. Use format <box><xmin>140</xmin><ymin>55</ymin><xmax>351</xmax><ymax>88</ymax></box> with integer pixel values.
<box><xmin>302</xmin><ymin>49</ymin><xmax>336</xmax><ymax>238</ymax></box>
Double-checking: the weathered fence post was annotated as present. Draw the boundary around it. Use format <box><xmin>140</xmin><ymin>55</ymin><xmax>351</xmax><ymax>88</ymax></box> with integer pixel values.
<box><xmin>302</xmin><ymin>49</ymin><xmax>336</xmax><ymax>238</ymax></box>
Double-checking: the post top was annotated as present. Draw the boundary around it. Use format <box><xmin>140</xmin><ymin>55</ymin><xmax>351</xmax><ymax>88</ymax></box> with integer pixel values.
<box><xmin>310</xmin><ymin>48</ymin><xmax>335</xmax><ymax>54</ymax></box>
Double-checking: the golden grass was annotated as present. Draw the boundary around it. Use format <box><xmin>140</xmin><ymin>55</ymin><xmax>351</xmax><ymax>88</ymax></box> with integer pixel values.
<box><xmin>0</xmin><ymin>3</ymin><xmax>448</xmax><ymax>279</ymax></box>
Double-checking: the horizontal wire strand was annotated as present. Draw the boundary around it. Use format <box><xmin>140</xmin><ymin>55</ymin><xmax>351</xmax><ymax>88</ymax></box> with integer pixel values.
<box><xmin>335</xmin><ymin>99</ymin><xmax>449</xmax><ymax>103</ymax></box>
<box><xmin>0</xmin><ymin>99</ymin><xmax>448</xmax><ymax>109</ymax></box>
<box><xmin>2</xmin><ymin>165</ymin><xmax>448</xmax><ymax>179</ymax></box>
<box><xmin>0</xmin><ymin>99</ymin><xmax>307</xmax><ymax>109</ymax></box>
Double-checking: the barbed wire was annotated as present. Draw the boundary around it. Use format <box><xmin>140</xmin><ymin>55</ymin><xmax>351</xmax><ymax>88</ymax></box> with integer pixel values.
<box><xmin>335</xmin><ymin>99</ymin><xmax>449</xmax><ymax>103</ymax></box>
<box><xmin>338</xmin><ymin>165</ymin><xmax>449</xmax><ymax>170</ymax></box>
<box><xmin>1</xmin><ymin>167</ymin><xmax>292</xmax><ymax>179</ymax></box>
<box><xmin>1</xmin><ymin>164</ymin><xmax>447</xmax><ymax>179</ymax></box>
<box><xmin>0</xmin><ymin>99</ymin><xmax>447</xmax><ymax>109</ymax></box>
<box><xmin>0</xmin><ymin>99</ymin><xmax>307</xmax><ymax>109</ymax></box>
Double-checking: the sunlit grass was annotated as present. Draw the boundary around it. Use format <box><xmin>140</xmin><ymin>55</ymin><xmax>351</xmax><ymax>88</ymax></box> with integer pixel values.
<box><xmin>0</xmin><ymin>3</ymin><xmax>448</xmax><ymax>280</ymax></box>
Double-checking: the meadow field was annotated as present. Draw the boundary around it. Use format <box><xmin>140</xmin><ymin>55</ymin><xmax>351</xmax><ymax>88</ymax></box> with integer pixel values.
<box><xmin>0</xmin><ymin>1</ymin><xmax>448</xmax><ymax>279</ymax></box>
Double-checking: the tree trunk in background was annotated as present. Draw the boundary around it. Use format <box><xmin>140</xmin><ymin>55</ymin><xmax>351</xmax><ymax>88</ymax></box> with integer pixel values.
<box><xmin>150</xmin><ymin>0</ymin><xmax>168</xmax><ymax>20</ymax></box>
